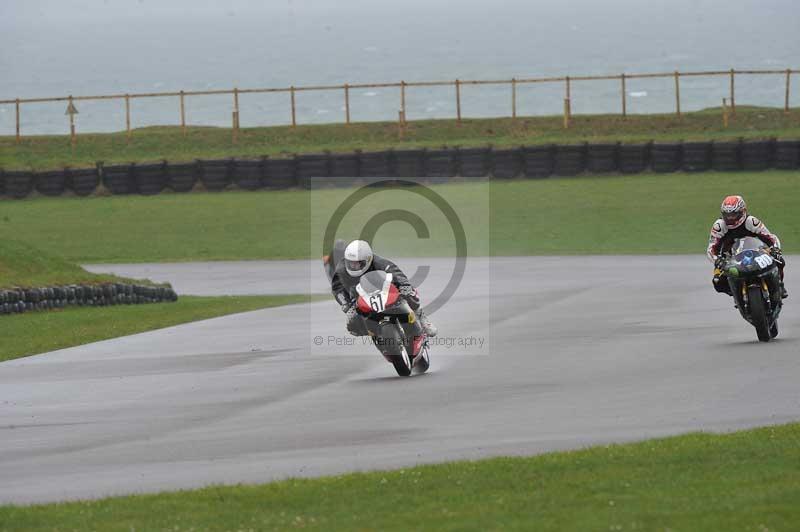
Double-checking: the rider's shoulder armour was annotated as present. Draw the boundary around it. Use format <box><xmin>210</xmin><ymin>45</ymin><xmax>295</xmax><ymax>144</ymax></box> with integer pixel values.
<box><xmin>711</xmin><ymin>218</ymin><xmax>728</xmax><ymax>238</ymax></box>
<box><xmin>744</xmin><ymin>215</ymin><xmax>763</xmax><ymax>232</ymax></box>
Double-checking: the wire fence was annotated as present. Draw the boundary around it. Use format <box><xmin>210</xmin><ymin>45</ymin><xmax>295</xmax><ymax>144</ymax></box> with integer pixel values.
<box><xmin>1</xmin><ymin>67</ymin><xmax>796</xmax><ymax>144</ymax></box>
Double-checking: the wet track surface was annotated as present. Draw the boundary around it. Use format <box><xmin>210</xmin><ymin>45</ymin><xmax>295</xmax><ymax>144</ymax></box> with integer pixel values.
<box><xmin>2</xmin><ymin>256</ymin><xmax>799</xmax><ymax>504</ymax></box>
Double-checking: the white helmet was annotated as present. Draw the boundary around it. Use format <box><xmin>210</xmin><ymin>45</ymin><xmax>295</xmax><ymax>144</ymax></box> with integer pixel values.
<box><xmin>344</xmin><ymin>240</ymin><xmax>373</xmax><ymax>277</ymax></box>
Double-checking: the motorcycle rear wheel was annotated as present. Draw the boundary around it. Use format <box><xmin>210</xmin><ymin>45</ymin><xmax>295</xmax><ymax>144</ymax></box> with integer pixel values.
<box><xmin>747</xmin><ymin>285</ymin><xmax>772</xmax><ymax>342</ymax></box>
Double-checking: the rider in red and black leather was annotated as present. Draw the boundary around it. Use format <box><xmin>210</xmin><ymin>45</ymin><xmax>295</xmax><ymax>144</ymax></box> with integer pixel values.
<box><xmin>331</xmin><ymin>240</ymin><xmax>438</xmax><ymax>337</ymax></box>
<box><xmin>707</xmin><ymin>195</ymin><xmax>787</xmax><ymax>298</ymax></box>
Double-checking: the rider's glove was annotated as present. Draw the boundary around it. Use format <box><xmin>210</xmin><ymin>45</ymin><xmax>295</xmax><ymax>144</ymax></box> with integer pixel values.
<box><xmin>345</xmin><ymin>306</ymin><xmax>362</xmax><ymax>336</ymax></box>
<box><xmin>771</xmin><ymin>247</ymin><xmax>784</xmax><ymax>263</ymax></box>
<box><xmin>335</xmin><ymin>292</ymin><xmax>351</xmax><ymax>309</ymax></box>
<box><xmin>397</xmin><ymin>285</ymin><xmax>420</xmax><ymax>310</ymax></box>
<box><xmin>714</xmin><ymin>256</ymin><xmax>725</xmax><ymax>271</ymax></box>
<box><xmin>345</xmin><ymin>305</ymin><xmax>358</xmax><ymax>321</ymax></box>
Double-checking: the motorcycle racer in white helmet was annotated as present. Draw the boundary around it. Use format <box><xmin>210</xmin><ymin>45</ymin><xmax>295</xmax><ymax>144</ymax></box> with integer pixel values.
<box><xmin>707</xmin><ymin>195</ymin><xmax>787</xmax><ymax>299</ymax></box>
<box><xmin>331</xmin><ymin>239</ymin><xmax>438</xmax><ymax>337</ymax></box>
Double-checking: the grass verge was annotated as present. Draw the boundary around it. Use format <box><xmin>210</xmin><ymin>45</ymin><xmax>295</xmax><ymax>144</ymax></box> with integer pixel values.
<box><xmin>2</xmin><ymin>423</ymin><xmax>799</xmax><ymax>531</ymax></box>
<box><xmin>0</xmin><ymin>239</ymin><xmax>127</xmax><ymax>289</ymax></box>
<box><xmin>0</xmin><ymin>171</ymin><xmax>798</xmax><ymax>262</ymax></box>
<box><xmin>1</xmin><ymin>106</ymin><xmax>799</xmax><ymax>171</ymax></box>
<box><xmin>0</xmin><ymin>294</ymin><xmax>318</xmax><ymax>363</ymax></box>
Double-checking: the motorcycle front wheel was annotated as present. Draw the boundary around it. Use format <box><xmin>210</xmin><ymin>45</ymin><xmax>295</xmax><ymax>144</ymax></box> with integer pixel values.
<box><xmin>747</xmin><ymin>284</ymin><xmax>772</xmax><ymax>342</ymax></box>
<box><xmin>383</xmin><ymin>323</ymin><xmax>412</xmax><ymax>377</ymax></box>
<box><xmin>413</xmin><ymin>345</ymin><xmax>430</xmax><ymax>375</ymax></box>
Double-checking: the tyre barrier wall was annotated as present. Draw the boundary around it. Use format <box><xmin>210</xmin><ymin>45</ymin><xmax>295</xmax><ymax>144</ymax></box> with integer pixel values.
<box><xmin>682</xmin><ymin>142</ymin><xmax>712</xmax><ymax>172</ymax></box>
<box><xmin>552</xmin><ymin>144</ymin><xmax>586</xmax><ymax>176</ymax></box>
<box><xmin>775</xmin><ymin>140</ymin><xmax>800</xmax><ymax>169</ymax></box>
<box><xmin>0</xmin><ymin>283</ymin><xmax>178</xmax><ymax>317</ymax></box>
<box><xmin>586</xmin><ymin>143</ymin><xmax>617</xmax><ymax>173</ymax></box>
<box><xmin>492</xmin><ymin>148</ymin><xmax>523</xmax><ymax>178</ymax></box>
<box><xmin>394</xmin><ymin>149</ymin><xmax>425</xmax><ymax>178</ymax></box>
<box><xmin>712</xmin><ymin>140</ymin><xmax>740</xmax><ymax>172</ymax></box>
<box><xmin>620</xmin><ymin>143</ymin><xmax>651</xmax><ymax>174</ymax></box>
<box><xmin>523</xmin><ymin>145</ymin><xmax>554</xmax><ymax>178</ymax></box>
<box><xmin>2</xmin><ymin>140</ymin><xmax>799</xmax><ymax>199</ymax></box>
<box><xmin>459</xmin><ymin>147</ymin><xmax>491</xmax><ymax>178</ymax></box>
<box><xmin>651</xmin><ymin>143</ymin><xmax>682</xmax><ymax>173</ymax></box>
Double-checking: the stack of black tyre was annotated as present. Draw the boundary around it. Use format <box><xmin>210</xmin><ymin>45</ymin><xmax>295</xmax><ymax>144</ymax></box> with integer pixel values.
<box><xmin>459</xmin><ymin>147</ymin><xmax>491</xmax><ymax>179</ymax></box>
<box><xmin>2</xmin><ymin>138</ymin><xmax>799</xmax><ymax>200</ymax></box>
<box><xmin>2</xmin><ymin>170</ymin><xmax>35</xmax><ymax>199</ymax></box>
<box><xmin>775</xmin><ymin>140</ymin><xmax>800</xmax><ymax>169</ymax></box>
<box><xmin>0</xmin><ymin>283</ymin><xmax>178</xmax><ymax>316</ymax></box>
<box><xmin>523</xmin><ymin>145</ymin><xmax>554</xmax><ymax>178</ymax></box>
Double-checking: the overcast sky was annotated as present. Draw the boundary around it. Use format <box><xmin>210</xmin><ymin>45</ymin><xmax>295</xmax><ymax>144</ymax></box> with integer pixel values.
<box><xmin>2</xmin><ymin>0</ymin><xmax>794</xmax><ymax>22</ymax></box>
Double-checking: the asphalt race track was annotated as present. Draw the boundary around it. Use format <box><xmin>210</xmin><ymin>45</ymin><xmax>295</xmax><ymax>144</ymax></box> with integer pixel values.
<box><xmin>2</xmin><ymin>256</ymin><xmax>799</xmax><ymax>504</ymax></box>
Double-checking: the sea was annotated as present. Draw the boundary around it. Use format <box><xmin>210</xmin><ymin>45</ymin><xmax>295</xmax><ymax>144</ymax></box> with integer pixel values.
<box><xmin>1</xmin><ymin>0</ymin><xmax>798</xmax><ymax>135</ymax></box>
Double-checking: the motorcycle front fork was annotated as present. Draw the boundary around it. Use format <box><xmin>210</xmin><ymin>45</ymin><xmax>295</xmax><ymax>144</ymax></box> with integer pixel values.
<box><xmin>734</xmin><ymin>275</ymin><xmax>781</xmax><ymax>320</ymax></box>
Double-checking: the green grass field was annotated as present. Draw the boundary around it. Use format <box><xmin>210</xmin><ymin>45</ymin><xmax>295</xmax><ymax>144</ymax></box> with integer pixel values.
<box><xmin>2</xmin><ymin>107</ymin><xmax>799</xmax><ymax>171</ymax></box>
<box><xmin>0</xmin><ymin>171</ymin><xmax>798</xmax><ymax>262</ymax></box>
<box><xmin>0</xmin><ymin>239</ymin><xmax>129</xmax><ymax>289</ymax></box>
<box><xmin>0</xmin><ymin>294</ymin><xmax>316</xmax><ymax>362</ymax></box>
<box><xmin>2</xmin><ymin>423</ymin><xmax>798</xmax><ymax>531</ymax></box>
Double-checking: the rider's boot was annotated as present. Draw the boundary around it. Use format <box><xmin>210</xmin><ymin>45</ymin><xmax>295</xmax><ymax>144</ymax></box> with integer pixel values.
<box><xmin>417</xmin><ymin>309</ymin><xmax>437</xmax><ymax>337</ymax></box>
<box><xmin>713</xmin><ymin>273</ymin><xmax>732</xmax><ymax>296</ymax></box>
<box><xmin>411</xmin><ymin>334</ymin><xmax>427</xmax><ymax>358</ymax></box>
<box><xmin>777</xmin><ymin>263</ymin><xmax>788</xmax><ymax>299</ymax></box>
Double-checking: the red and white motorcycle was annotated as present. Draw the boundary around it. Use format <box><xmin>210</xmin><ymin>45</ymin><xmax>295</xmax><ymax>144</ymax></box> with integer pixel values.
<box><xmin>355</xmin><ymin>270</ymin><xmax>431</xmax><ymax>377</ymax></box>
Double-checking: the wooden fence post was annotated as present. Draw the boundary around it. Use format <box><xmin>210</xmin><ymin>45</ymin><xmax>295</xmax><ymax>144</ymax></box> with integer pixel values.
<box><xmin>564</xmin><ymin>76</ymin><xmax>572</xmax><ymax>124</ymax></box>
<box><xmin>621</xmin><ymin>73</ymin><xmax>627</xmax><ymax>117</ymax></box>
<box><xmin>401</xmin><ymin>81</ymin><xmax>406</xmax><ymax>124</ymax></box>
<box><xmin>68</xmin><ymin>95</ymin><xmax>76</xmax><ymax>148</ymax></box>
<box><xmin>785</xmin><ymin>69</ymin><xmax>791</xmax><ymax>114</ymax></box>
<box><xmin>290</xmin><ymin>86</ymin><xmax>297</xmax><ymax>128</ymax></box>
<box><xmin>398</xmin><ymin>110</ymin><xmax>405</xmax><ymax>140</ymax></box>
<box><xmin>455</xmin><ymin>79</ymin><xmax>462</xmax><ymax>125</ymax></box>
<box><xmin>511</xmin><ymin>78</ymin><xmax>517</xmax><ymax>119</ymax></box>
<box><xmin>344</xmin><ymin>84</ymin><xmax>351</xmax><ymax>125</ymax></box>
<box><xmin>232</xmin><ymin>87</ymin><xmax>240</xmax><ymax>144</ymax></box>
<box><xmin>15</xmin><ymin>98</ymin><xmax>20</xmax><ymax>144</ymax></box>
<box><xmin>729</xmin><ymin>68</ymin><xmax>736</xmax><ymax>115</ymax></box>
<box><xmin>674</xmin><ymin>71</ymin><xmax>681</xmax><ymax>117</ymax></box>
<box><xmin>722</xmin><ymin>98</ymin><xmax>729</xmax><ymax>128</ymax></box>
<box><xmin>180</xmin><ymin>90</ymin><xmax>186</xmax><ymax>136</ymax></box>
<box><xmin>565</xmin><ymin>75</ymin><xmax>571</xmax><ymax>102</ymax></box>
<box><xmin>125</xmin><ymin>94</ymin><xmax>131</xmax><ymax>142</ymax></box>
<box><xmin>233</xmin><ymin>87</ymin><xmax>240</xmax><ymax>128</ymax></box>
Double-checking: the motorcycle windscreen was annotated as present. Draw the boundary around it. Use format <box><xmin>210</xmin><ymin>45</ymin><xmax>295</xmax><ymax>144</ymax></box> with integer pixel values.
<box><xmin>359</xmin><ymin>270</ymin><xmax>388</xmax><ymax>293</ymax></box>
<box><xmin>731</xmin><ymin>236</ymin><xmax>767</xmax><ymax>254</ymax></box>
<box><xmin>731</xmin><ymin>237</ymin><xmax>775</xmax><ymax>274</ymax></box>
